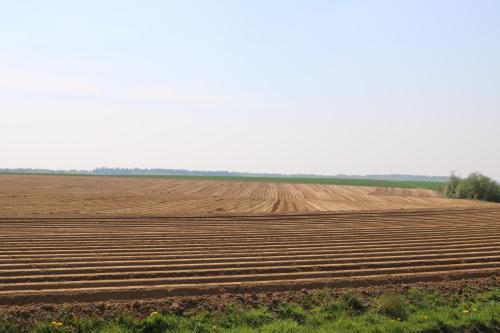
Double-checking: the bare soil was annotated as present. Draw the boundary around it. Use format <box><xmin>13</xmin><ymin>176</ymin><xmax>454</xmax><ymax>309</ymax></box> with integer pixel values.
<box><xmin>0</xmin><ymin>174</ymin><xmax>491</xmax><ymax>217</ymax></box>
<box><xmin>1</xmin><ymin>207</ymin><xmax>499</xmax><ymax>307</ymax></box>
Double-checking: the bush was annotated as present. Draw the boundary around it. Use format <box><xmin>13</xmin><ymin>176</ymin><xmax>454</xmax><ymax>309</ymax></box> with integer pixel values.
<box><xmin>444</xmin><ymin>172</ymin><xmax>499</xmax><ymax>202</ymax></box>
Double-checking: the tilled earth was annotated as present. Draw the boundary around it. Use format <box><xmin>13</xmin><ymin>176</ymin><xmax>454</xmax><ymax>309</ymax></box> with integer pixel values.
<box><xmin>1</xmin><ymin>207</ymin><xmax>499</xmax><ymax>308</ymax></box>
<box><xmin>0</xmin><ymin>174</ymin><xmax>488</xmax><ymax>216</ymax></box>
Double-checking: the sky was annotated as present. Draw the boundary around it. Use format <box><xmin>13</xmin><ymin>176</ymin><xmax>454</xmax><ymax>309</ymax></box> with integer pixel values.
<box><xmin>1</xmin><ymin>1</ymin><xmax>499</xmax><ymax>179</ymax></box>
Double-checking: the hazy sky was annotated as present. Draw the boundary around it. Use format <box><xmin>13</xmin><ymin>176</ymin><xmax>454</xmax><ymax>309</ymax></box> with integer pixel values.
<box><xmin>1</xmin><ymin>1</ymin><xmax>499</xmax><ymax>178</ymax></box>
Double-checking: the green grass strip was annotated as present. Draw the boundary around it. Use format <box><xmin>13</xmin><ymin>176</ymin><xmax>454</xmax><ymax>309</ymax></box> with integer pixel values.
<box><xmin>1</xmin><ymin>287</ymin><xmax>498</xmax><ymax>333</ymax></box>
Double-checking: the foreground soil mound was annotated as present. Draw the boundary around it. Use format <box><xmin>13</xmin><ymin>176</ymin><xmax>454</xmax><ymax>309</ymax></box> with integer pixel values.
<box><xmin>0</xmin><ymin>207</ymin><xmax>499</xmax><ymax>305</ymax></box>
<box><xmin>0</xmin><ymin>174</ymin><xmax>489</xmax><ymax>217</ymax></box>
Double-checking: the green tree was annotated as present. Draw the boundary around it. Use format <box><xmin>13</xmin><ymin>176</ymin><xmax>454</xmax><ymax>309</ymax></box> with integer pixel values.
<box><xmin>444</xmin><ymin>172</ymin><xmax>499</xmax><ymax>202</ymax></box>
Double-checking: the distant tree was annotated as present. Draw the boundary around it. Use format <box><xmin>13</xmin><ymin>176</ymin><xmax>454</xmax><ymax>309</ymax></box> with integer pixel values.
<box><xmin>443</xmin><ymin>173</ymin><xmax>462</xmax><ymax>198</ymax></box>
<box><xmin>444</xmin><ymin>172</ymin><xmax>499</xmax><ymax>202</ymax></box>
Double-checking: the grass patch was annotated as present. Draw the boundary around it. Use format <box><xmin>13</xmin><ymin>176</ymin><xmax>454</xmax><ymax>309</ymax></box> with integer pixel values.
<box><xmin>1</xmin><ymin>288</ymin><xmax>499</xmax><ymax>332</ymax></box>
<box><xmin>377</xmin><ymin>293</ymin><xmax>409</xmax><ymax>320</ymax></box>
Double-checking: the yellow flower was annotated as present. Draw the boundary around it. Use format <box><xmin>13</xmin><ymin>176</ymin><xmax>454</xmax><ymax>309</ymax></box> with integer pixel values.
<box><xmin>149</xmin><ymin>311</ymin><xmax>160</xmax><ymax>317</ymax></box>
<box><xmin>51</xmin><ymin>321</ymin><xmax>63</xmax><ymax>328</ymax></box>
<box><xmin>463</xmin><ymin>309</ymin><xmax>469</xmax><ymax>314</ymax></box>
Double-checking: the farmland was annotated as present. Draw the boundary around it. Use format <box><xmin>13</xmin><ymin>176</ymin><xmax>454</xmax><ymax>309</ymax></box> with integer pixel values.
<box><xmin>0</xmin><ymin>171</ymin><xmax>446</xmax><ymax>190</ymax></box>
<box><xmin>0</xmin><ymin>174</ymin><xmax>487</xmax><ymax>217</ymax></box>
<box><xmin>0</xmin><ymin>173</ymin><xmax>499</xmax><ymax>332</ymax></box>
<box><xmin>1</xmin><ymin>207</ymin><xmax>500</xmax><ymax>306</ymax></box>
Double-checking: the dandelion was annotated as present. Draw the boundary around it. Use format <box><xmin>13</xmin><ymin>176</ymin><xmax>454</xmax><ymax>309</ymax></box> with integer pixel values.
<box><xmin>462</xmin><ymin>309</ymin><xmax>469</xmax><ymax>314</ymax></box>
<box><xmin>51</xmin><ymin>321</ymin><xmax>63</xmax><ymax>328</ymax></box>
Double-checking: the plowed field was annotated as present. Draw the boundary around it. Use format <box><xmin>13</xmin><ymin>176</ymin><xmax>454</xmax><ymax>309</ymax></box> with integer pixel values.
<box><xmin>1</xmin><ymin>207</ymin><xmax>499</xmax><ymax>305</ymax></box>
<box><xmin>370</xmin><ymin>187</ymin><xmax>443</xmax><ymax>198</ymax></box>
<box><xmin>0</xmin><ymin>174</ymin><xmax>488</xmax><ymax>217</ymax></box>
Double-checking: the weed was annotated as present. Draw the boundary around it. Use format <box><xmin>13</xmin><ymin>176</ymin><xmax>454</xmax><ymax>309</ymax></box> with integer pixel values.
<box><xmin>276</xmin><ymin>302</ymin><xmax>306</xmax><ymax>324</ymax></box>
<box><xmin>141</xmin><ymin>312</ymin><xmax>179</xmax><ymax>333</ymax></box>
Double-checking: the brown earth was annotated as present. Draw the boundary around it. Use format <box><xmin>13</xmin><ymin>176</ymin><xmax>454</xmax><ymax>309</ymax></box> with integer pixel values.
<box><xmin>369</xmin><ymin>186</ymin><xmax>443</xmax><ymax>198</ymax></box>
<box><xmin>1</xmin><ymin>174</ymin><xmax>499</xmax><ymax>310</ymax></box>
<box><xmin>0</xmin><ymin>207</ymin><xmax>499</xmax><ymax>306</ymax></box>
<box><xmin>0</xmin><ymin>174</ymin><xmax>491</xmax><ymax>217</ymax></box>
